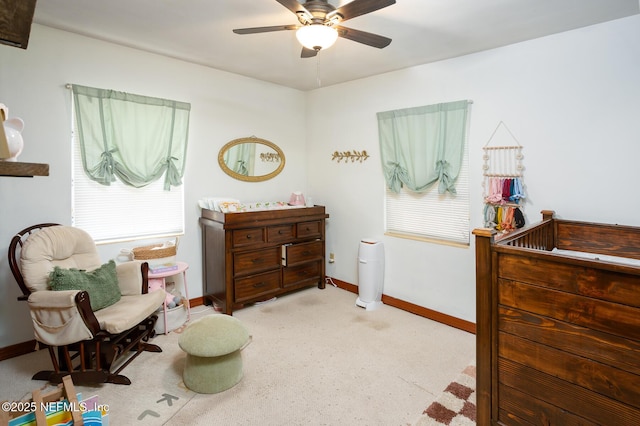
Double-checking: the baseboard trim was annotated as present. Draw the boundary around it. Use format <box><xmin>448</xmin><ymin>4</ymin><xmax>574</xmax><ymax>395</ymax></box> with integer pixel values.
<box><xmin>0</xmin><ymin>339</ymin><xmax>38</xmax><ymax>362</ymax></box>
<box><xmin>189</xmin><ymin>296</ymin><xmax>205</xmax><ymax>307</ymax></box>
<box><xmin>326</xmin><ymin>277</ymin><xmax>476</xmax><ymax>335</ymax></box>
<box><xmin>1</xmin><ymin>283</ymin><xmax>475</xmax><ymax>361</ymax></box>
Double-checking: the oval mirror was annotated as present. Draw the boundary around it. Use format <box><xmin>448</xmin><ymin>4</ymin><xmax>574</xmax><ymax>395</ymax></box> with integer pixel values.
<box><xmin>218</xmin><ymin>137</ymin><xmax>285</xmax><ymax>182</ymax></box>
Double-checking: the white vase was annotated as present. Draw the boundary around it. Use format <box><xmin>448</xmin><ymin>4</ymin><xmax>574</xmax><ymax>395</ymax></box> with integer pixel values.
<box><xmin>2</xmin><ymin>117</ymin><xmax>24</xmax><ymax>162</ymax></box>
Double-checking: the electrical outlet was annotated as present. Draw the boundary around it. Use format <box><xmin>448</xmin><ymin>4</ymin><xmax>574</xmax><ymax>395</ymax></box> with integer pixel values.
<box><xmin>329</xmin><ymin>252</ymin><xmax>335</xmax><ymax>263</ymax></box>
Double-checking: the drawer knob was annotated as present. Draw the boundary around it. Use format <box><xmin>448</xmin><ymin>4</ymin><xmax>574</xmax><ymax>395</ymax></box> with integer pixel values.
<box><xmin>253</xmin><ymin>282</ymin><xmax>267</xmax><ymax>288</ymax></box>
<box><xmin>278</xmin><ymin>230</ymin><xmax>284</xmax><ymax>234</ymax></box>
<box><xmin>251</xmin><ymin>258</ymin><xmax>264</xmax><ymax>264</ymax></box>
<box><xmin>246</xmin><ymin>234</ymin><xmax>252</xmax><ymax>239</ymax></box>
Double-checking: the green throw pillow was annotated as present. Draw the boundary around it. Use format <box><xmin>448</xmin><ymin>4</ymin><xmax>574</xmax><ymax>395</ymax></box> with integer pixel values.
<box><xmin>49</xmin><ymin>260</ymin><xmax>121</xmax><ymax>311</ymax></box>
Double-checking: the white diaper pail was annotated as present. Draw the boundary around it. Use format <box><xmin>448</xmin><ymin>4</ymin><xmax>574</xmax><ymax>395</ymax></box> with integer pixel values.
<box><xmin>356</xmin><ymin>239</ymin><xmax>384</xmax><ymax>311</ymax></box>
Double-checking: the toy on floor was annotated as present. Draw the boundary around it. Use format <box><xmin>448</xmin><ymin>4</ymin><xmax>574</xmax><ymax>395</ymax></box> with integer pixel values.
<box><xmin>148</xmin><ymin>278</ymin><xmax>181</xmax><ymax>308</ymax></box>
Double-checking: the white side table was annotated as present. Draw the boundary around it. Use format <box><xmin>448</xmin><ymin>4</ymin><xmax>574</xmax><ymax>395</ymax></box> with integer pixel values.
<box><xmin>148</xmin><ymin>261</ymin><xmax>191</xmax><ymax>334</ymax></box>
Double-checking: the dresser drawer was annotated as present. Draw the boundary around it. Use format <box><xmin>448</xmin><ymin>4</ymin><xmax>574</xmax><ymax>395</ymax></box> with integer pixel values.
<box><xmin>234</xmin><ymin>270</ymin><xmax>280</xmax><ymax>303</ymax></box>
<box><xmin>267</xmin><ymin>224</ymin><xmax>295</xmax><ymax>243</ymax></box>
<box><xmin>297</xmin><ymin>221</ymin><xmax>322</xmax><ymax>239</ymax></box>
<box><xmin>233</xmin><ymin>227</ymin><xmax>265</xmax><ymax>248</ymax></box>
<box><xmin>282</xmin><ymin>240</ymin><xmax>323</xmax><ymax>266</ymax></box>
<box><xmin>234</xmin><ymin>247</ymin><xmax>281</xmax><ymax>275</ymax></box>
<box><xmin>283</xmin><ymin>261</ymin><xmax>321</xmax><ymax>288</ymax></box>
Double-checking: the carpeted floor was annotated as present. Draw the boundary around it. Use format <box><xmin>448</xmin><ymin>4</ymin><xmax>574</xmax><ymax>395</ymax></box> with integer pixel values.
<box><xmin>414</xmin><ymin>363</ymin><xmax>476</xmax><ymax>425</ymax></box>
<box><xmin>0</xmin><ymin>285</ymin><xmax>475</xmax><ymax>425</ymax></box>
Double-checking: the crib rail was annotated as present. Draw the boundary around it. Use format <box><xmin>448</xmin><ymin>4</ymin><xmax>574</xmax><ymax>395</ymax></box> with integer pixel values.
<box><xmin>497</xmin><ymin>218</ymin><xmax>555</xmax><ymax>251</ymax></box>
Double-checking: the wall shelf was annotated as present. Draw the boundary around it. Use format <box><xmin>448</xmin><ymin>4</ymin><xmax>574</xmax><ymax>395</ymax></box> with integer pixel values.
<box><xmin>0</xmin><ymin>161</ymin><xmax>49</xmax><ymax>177</ymax></box>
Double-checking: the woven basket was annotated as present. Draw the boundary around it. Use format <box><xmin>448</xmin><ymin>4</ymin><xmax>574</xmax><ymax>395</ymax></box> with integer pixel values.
<box><xmin>132</xmin><ymin>243</ymin><xmax>177</xmax><ymax>260</ymax></box>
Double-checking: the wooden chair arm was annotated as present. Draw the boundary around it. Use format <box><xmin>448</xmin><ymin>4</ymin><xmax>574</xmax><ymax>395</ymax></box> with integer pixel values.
<box><xmin>141</xmin><ymin>261</ymin><xmax>149</xmax><ymax>294</ymax></box>
<box><xmin>75</xmin><ymin>291</ymin><xmax>101</xmax><ymax>336</ymax></box>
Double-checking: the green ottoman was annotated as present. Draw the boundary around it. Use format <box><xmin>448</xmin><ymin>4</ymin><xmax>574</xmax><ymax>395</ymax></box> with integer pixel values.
<box><xmin>178</xmin><ymin>314</ymin><xmax>251</xmax><ymax>394</ymax></box>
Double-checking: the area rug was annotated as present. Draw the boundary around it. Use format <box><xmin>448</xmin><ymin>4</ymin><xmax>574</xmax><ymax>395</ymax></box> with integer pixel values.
<box><xmin>414</xmin><ymin>362</ymin><xmax>476</xmax><ymax>425</ymax></box>
<box><xmin>1</xmin><ymin>287</ymin><xmax>476</xmax><ymax>425</ymax></box>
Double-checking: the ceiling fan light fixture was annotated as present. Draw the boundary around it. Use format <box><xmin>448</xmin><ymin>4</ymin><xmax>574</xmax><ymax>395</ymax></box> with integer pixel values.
<box><xmin>296</xmin><ymin>24</ymin><xmax>338</xmax><ymax>51</ymax></box>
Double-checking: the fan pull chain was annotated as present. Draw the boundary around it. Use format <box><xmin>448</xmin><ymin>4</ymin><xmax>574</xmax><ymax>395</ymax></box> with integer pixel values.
<box><xmin>316</xmin><ymin>54</ymin><xmax>322</xmax><ymax>87</ymax></box>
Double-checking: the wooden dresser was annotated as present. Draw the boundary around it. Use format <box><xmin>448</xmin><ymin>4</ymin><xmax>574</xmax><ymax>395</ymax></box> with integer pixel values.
<box><xmin>200</xmin><ymin>205</ymin><xmax>329</xmax><ymax>314</ymax></box>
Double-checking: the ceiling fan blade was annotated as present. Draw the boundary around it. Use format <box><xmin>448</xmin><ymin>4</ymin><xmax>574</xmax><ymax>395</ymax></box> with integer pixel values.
<box><xmin>276</xmin><ymin>0</ymin><xmax>313</xmax><ymax>19</ymax></box>
<box><xmin>333</xmin><ymin>0</ymin><xmax>396</xmax><ymax>22</ymax></box>
<box><xmin>233</xmin><ymin>25</ymin><xmax>299</xmax><ymax>34</ymax></box>
<box><xmin>301</xmin><ymin>47</ymin><xmax>318</xmax><ymax>58</ymax></box>
<box><xmin>335</xmin><ymin>26</ymin><xmax>391</xmax><ymax>48</ymax></box>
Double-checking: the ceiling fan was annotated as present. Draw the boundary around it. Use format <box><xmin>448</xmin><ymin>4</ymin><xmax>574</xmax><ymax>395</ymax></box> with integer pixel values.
<box><xmin>233</xmin><ymin>0</ymin><xmax>396</xmax><ymax>58</ymax></box>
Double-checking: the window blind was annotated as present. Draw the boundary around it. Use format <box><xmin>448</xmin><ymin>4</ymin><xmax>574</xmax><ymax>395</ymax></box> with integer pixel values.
<box><xmin>384</xmin><ymin>135</ymin><xmax>470</xmax><ymax>245</ymax></box>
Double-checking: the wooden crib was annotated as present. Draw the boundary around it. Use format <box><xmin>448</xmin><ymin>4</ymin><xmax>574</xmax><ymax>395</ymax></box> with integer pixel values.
<box><xmin>473</xmin><ymin>210</ymin><xmax>640</xmax><ymax>425</ymax></box>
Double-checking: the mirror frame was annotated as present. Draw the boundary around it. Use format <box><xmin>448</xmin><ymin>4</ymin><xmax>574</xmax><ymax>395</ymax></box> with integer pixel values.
<box><xmin>218</xmin><ymin>136</ymin><xmax>286</xmax><ymax>182</ymax></box>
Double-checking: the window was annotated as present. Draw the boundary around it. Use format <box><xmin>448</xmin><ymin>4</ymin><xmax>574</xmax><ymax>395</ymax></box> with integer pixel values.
<box><xmin>70</xmin><ymin>85</ymin><xmax>189</xmax><ymax>243</ymax></box>
<box><xmin>378</xmin><ymin>100</ymin><xmax>471</xmax><ymax>245</ymax></box>
<box><xmin>384</xmin><ymin>137</ymin><xmax>470</xmax><ymax>244</ymax></box>
<box><xmin>71</xmin><ymin>146</ymin><xmax>185</xmax><ymax>243</ymax></box>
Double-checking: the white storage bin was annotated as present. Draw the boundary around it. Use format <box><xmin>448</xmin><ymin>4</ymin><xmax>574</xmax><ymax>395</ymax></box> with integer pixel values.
<box><xmin>155</xmin><ymin>304</ymin><xmax>188</xmax><ymax>334</ymax></box>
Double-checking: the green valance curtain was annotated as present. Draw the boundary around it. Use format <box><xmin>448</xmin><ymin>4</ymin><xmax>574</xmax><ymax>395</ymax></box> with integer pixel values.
<box><xmin>377</xmin><ymin>100</ymin><xmax>469</xmax><ymax>194</ymax></box>
<box><xmin>72</xmin><ymin>84</ymin><xmax>191</xmax><ymax>190</ymax></box>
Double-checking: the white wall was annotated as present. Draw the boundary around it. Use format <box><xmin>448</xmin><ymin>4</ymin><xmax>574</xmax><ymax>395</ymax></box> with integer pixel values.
<box><xmin>306</xmin><ymin>15</ymin><xmax>640</xmax><ymax>323</ymax></box>
<box><xmin>0</xmin><ymin>25</ymin><xmax>307</xmax><ymax>347</ymax></box>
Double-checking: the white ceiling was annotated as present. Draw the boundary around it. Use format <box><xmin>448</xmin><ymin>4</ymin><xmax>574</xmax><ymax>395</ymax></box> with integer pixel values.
<box><xmin>33</xmin><ymin>0</ymin><xmax>639</xmax><ymax>91</ymax></box>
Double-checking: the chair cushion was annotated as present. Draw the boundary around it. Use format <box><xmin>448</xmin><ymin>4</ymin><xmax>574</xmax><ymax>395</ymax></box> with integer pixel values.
<box><xmin>21</xmin><ymin>225</ymin><xmax>102</xmax><ymax>293</ymax></box>
<box><xmin>115</xmin><ymin>261</ymin><xmax>145</xmax><ymax>296</ymax></box>
<box><xmin>94</xmin><ymin>290</ymin><xmax>166</xmax><ymax>334</ymax></box>
<box><xmin>49</xmin><ymin>260</ymin><xmax>121</xmax><ymax>311</ymax></box>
